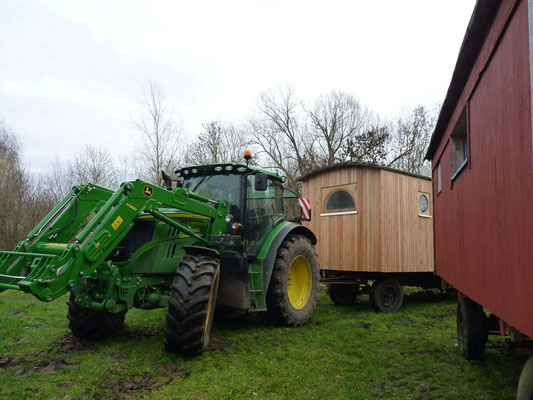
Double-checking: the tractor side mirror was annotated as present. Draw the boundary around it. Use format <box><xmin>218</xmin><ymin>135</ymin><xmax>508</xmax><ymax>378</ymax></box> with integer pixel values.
<box><xmin>255</xmin><ymin>173</ymin><xmax>268</xmax><ymax>191</ymax></box>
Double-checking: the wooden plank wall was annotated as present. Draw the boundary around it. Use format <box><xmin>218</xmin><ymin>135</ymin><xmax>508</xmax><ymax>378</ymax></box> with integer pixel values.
<box><xmin>302</xmin><ymin>165</ymin><xmax>434</xmax><ymax>273</ymax></box>
<box><xmin>380</xmin><ymin>170</ymin><xmax>434</xmax><ymax>273</ymax></box>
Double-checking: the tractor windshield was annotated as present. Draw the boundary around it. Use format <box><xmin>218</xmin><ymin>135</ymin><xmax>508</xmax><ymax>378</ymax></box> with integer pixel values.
<box><xmin>182</xmin><ymin>174</ymin><xmax>242</xmax><ymax>220</ymax></box>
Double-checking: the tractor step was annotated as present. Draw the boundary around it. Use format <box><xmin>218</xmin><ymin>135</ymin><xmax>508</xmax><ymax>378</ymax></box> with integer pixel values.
<box><xmin>248</xmin><ymin>264</ymin><xmax>267</xmax><ymax>312</ymax></box>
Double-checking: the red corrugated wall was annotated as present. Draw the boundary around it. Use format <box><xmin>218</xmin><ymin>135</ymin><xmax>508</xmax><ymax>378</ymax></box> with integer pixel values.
<box><xmin>432</xmin><ymin>0</ymin><xmax>533</xmax><ymax>336</ymax></box>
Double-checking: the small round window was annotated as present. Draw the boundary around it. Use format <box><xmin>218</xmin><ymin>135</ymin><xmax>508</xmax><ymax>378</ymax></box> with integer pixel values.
<box><xmin>325</xmin><ymin>190</ymin><xmax>355</xmax><ymax>211</ymax></box>
<box><xmin>418</xmin><ymin>194</ymin><xmax>429</xmax><ymax>213</ymax></box>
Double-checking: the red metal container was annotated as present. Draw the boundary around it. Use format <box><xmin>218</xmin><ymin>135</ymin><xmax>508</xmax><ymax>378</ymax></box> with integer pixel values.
<box><xmin>426</xmin><ymin>0</ymin><xmax>533</xmax><ymax>393</ymax></box>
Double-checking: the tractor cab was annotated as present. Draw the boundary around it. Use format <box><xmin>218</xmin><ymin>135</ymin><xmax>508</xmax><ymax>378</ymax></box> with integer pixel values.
<box><xmin>175</xmin><ymin>161</ymin><xmax>292</xmax><ymax>256</ymax></box>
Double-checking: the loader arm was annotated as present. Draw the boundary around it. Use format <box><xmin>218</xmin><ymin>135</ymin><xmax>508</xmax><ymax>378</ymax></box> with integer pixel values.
<box><xmin>0</xmin><ymin>180</ymin><xmax>228</xmax><ymax>302</ymax></box>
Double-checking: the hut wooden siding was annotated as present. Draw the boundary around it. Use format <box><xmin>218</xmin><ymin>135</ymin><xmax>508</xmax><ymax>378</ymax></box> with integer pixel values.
<box><xmin>426</xmin><ymin>0</ymin><xmax>533</xmax><ymax>336</ymax></box>
<box><xmin>301</xmin><ymin>164</ymin><xmax>434</xmax><ymax>274</ymax></box>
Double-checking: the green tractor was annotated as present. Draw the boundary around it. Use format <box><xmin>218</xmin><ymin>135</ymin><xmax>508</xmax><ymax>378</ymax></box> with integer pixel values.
<box><xmin>0</xmin><ymin>153</ymin><xmax>319</xmax><ymax>355</ymax></box>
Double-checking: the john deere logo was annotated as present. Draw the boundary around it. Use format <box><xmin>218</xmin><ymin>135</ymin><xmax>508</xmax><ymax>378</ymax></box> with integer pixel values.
<box><xmin>143</xmin><ymin>185</ymin><xmax>153</xmax><ymax>197</ymax></box>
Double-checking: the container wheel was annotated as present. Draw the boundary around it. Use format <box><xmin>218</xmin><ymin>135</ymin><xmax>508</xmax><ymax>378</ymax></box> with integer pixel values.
<box><xmin>328</xmin><ymin>284</ymin><xmax>359</xmax><ymax>305</ymax></box>
<box><xmin>517</xmin><ymin>357</ymin><xmax>533</xmax><ymax>400</ymax></box>
<box><xmin>370</xmin><ymin>279</ymin><xmax>403</xmax><ymax>313</ymax></box>
<box><xmin>456</xmin><ymin>294</ymin><xmax>487</xmax><ymax>361</ymax></box>
<box><xmin>66</xmin><ymin>291</ymin><xmax>126</xmax><ymax>340</ymax></box>
<box><xmin>266</xmin><ymin>234</ymin><xmax>320</xmax><ymax>326</ymax></box>
<box><xmin>163</xmin><ymin>255</ymin><xmax>220</xmax><ymax>356</ymax></box>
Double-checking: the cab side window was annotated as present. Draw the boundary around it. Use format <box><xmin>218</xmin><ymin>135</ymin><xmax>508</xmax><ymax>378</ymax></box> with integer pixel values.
<box><xmin>245</xmin><ymin>176</ymin><xmax>284</xmax><ymax>255</ymax></box>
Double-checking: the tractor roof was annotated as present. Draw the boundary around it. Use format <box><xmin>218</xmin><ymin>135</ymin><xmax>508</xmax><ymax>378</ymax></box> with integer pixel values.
<box><xmin>176</xmin><ymin>163</ymin><xmax>284</xmax><ymax>181</ymax></box>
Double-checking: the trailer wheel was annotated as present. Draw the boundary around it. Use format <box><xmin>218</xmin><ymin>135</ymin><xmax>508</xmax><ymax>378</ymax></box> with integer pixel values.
<box><xmin>328</xmin><ymin>284</ymin><xmax>359</xmax><ymax>305</ymax></box>
<box><xmin>163</xmin><ymin>255</ymin><xmax>220</xmax><ymax>356</ymax></box>
<box><xmin>456</xmin><ymin>295</ymin><xmax>487</xmax><ymax>361</ymax></box>
<box><xmin>370</xmin><ymin>279</ymin><xmax>403</xmax><ymax>313</ymax></box>
<box><xmin>66</xmin><ymin>291</ymin><xmax>126</xmax><ymax>340</ymax></box>
<box><xmin>266</xmin><ymin>235</ymin><xmax>320</xmax><ymax>326</ymax></box>
<box><xmin>517</xmin><ymin>357</ymin><xmax>533</xmax><ymax>400</ymax></box>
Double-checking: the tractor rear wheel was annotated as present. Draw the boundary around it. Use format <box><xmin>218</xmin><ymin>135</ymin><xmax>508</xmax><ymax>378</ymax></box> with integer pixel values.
<box><xmin>266</xmin><ymin>235</ymin><xmax>319</xmax><ymax>326</ymax></box>
<box><xmin>66</xmin><ymin>291</ymin><xmax>126</xmax><ymax>340</ymax></box>
<box><xmin>457</xmin><ymin>294</ymin><xmax>487</xmax><ymax>361</ymax></box>
<box><xmin>163</xmin><ymin>255</ymin><xmax>220</xmax><ymax>356</ymax></box>
<box><xmin>370</xmin><ymin>279</ymin><xmax>403</xmax><ymax>313</ymax></box>
<box><xmin>328</xmin><ymin>284</ymin><xmax>359</xmax><ymax>305</ymax></box>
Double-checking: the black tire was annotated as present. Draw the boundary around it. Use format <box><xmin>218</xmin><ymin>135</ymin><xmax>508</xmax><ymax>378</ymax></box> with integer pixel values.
<box><xmin>66</xmin><ymin>291</ymin><xmax>126</xmax><ymax>340</ymax></box>
<box><xmin>328</xmin><ymin>284</ymin><xmax>359</xmax><ymax>305</ymax></box>
<box><xmin>518</xmin><ymin>357</ymin><xmax>533</xmax><ymax>400</ymax></box>
<box><xmin>370</xmin><ymin>279</ymin><xmax>403</xmax><ymax>313</ymax></box>
<box><xmin>457</xmin><ymin>294</ymin><xmax>488</xmax><ymax>361</ymax></box>
<box><xmin>266</xmin><ymin>235</ymin><xmax>319</xmax><ymax>326</ymax></box>
<box><xmin>163</xmin><ymin>255</ymin><xmax>220</xmax><ymax>356</ymax></box>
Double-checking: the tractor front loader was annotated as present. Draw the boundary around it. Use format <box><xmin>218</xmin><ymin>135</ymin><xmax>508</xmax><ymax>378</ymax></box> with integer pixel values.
<box><xmin>0</xmin><ymin>154</ymin><xmax>319</xmax><ymax>355</ymax></box>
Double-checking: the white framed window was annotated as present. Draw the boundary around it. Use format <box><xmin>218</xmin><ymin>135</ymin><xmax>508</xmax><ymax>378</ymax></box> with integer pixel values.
<box><xmin>418</xmin><ymin>191</ymin><xmax>431</xmax><ymax>218</ymax></box>
<box><xmin>320</xmin><ymin>184</ymin><xmax>358</xmax><ymax>217</ymax></box>
<box><xmin>325</xmin><ymin>190</ymin><xmax>355</xmax><ymax>211</ymax></box>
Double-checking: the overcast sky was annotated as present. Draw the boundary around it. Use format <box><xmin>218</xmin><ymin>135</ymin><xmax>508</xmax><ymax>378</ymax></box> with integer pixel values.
<box><xmin>1</xmin><ymin>0</ymin><xmax>476</xmax><ymax>174</ymax></box>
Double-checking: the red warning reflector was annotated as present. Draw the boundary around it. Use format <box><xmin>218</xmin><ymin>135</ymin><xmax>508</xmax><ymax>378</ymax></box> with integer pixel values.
<box><xmin>299</xmin><ymin>197</ymin><xmax>311</xmax><ymax>220</ymax></box>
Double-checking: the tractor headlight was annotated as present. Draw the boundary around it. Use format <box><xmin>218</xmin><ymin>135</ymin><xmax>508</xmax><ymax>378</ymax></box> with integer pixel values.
<box><xmin>225</xmin><ymin>214</ymin><xmax>233</xmax><ymax>223</ymax></box>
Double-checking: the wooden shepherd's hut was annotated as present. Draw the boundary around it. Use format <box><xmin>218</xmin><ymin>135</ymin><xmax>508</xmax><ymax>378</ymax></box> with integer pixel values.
<box><xmin>300</xmin><ymin>162</ymin><xmax>437</xmax><ymax>312</ymax></box>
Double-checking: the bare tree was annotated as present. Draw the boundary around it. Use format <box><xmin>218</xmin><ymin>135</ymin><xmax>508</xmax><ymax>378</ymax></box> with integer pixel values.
<box><xmin>0</xmin><ymin>120</ymin><xmax>54</xmax><ymax>250</ymax></box>
<box><xmin>185</xmin><ymin>121</ymin><xmax>250</xmax><ymax>165</ymax></box>
<box><xmin>132</xmin><ymin>80</ymin><xmax>184</xmax><ymax>184</ymax></box>
<box><xmin>248</xmin><ymin>86</ymin><xmax>319</xmax><ymax>191</ymax></box>
<box><xmin>67</xmin><ymin>145</ymin><xmax>117</xmax><ymax>188</ymax></box>
<box><xmin>341</xmin><ymin>122</ymin><xmax>391</xmax><ymax>164</ymax></box>
<box><xmin>115</xmin><ymin>154</ymin><xmax>138</xmax><ymax>185</ymax></box>
<box><xmin>43</xmin><ymin>156</ymin><xmax>73</xmax><ymax>203</ymax></box>
<box><xmin>388</xmin><ymin>105</ymin><xmax>436</xmax><ymax>175</ymax></box>
<box><xmin>307</xmin><ymin>90</ymin><xmax>372</xmax><ymax>165</ymax></box>
<box><xmin>43</xmin><ymin>146</ymin><xmax>117</xmax><ymax>204</ymax></box>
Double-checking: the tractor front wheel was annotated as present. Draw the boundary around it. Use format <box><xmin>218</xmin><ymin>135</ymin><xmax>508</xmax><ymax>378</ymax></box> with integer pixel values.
<box><xmin>266</xmin><ymin>235</ymin><xmax>319</xmax><ymax>326</ymax></box>
<box><xmin>328</xmin><ymin>284</ymin><xmax>359</xmax><ymax>305</ymax></box>
<box><xmin>66</xmin><ymin>291</ymin><xmax>126</xmax><ymax>340</ymax></box>
<box><xmin>163</xmin><ymin>255</ymin><xmax>220</xmax><ymax>356</ymax></box>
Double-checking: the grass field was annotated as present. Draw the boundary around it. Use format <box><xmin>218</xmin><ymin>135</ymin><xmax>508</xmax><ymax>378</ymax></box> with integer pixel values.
<box><xmin>0</xmin><ymin>288</ymin><xmax>528</xmax><ymax>399</ymax></box>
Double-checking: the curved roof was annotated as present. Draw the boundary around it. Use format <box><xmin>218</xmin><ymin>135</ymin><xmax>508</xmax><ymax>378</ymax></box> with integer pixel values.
<box><xmin>298</xmin><ymin>162</ymin><xmax>431</xmax><ymax>181</ymax></box>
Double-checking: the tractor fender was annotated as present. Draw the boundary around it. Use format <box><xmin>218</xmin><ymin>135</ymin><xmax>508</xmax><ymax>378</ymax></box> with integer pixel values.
<box><xmin>182</xmin><ymin>246</ymin><xmax>220</xmax><ymax>260</ymax></box>
<box><xmin>258</xmin><ymin>223</ymin><xmax>317</xmax><ymax>293</ymax></box>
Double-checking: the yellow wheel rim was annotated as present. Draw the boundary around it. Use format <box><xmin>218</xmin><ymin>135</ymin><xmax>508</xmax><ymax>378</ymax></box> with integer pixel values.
<box><xmin>204</xmin><ymin>272</ymin><xmax>218</xmax><ymax>335</ymax></box>
<box><xmin>204</xmin><ymin>288</ymin><xmax>214</xmax><ymax>334</ymax></box>
<box><xmin>287</xmin><ymin>255</ymin><xmax>312</xmax><ymax>310</ymax></box>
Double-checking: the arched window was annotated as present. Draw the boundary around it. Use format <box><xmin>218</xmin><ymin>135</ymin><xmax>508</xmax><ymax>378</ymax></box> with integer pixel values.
<box><xmin>325</xmin><ymin>190</ymin><xmax>355</xmax><ymax>211</ymax></box>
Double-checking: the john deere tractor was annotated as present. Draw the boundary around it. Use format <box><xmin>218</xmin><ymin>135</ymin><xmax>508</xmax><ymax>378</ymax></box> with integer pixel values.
<box><xmin>0</xmin><ymin>153</ymin><xmax>319</xmax><ymax>355</ymax></box>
